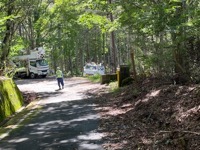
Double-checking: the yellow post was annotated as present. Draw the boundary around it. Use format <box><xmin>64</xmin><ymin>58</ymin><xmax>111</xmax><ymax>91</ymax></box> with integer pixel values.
<box><xmin>116</xmin><ymin>67</ymin><xmax>120</xmax><ymax>87</ymax></box>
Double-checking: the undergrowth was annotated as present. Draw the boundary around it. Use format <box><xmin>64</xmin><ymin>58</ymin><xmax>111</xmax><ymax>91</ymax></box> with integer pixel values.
<box><xmin>87</xmin><ymin>74</ymin><xmax>101</xmax><ymax>83</ymax></box>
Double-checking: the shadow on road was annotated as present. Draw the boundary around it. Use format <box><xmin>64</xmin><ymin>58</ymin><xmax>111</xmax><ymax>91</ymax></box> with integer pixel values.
<box><xmin>14</xmin><ymin>78</ymin><xmax>52</xmax><ymax>85</ymax></box>
<box><xmin>0</xmin><ymin>98</ymin><xmax>104</xmax><ymax>150</ymax></box>
<box><xmin>14</xmin><ymin>77</ymin><xmax>89</xmax><ymax>86</ymax></box>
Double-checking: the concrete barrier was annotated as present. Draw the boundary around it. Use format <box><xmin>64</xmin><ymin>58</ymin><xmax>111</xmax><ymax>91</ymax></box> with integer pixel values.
<box><xmin>101</xmin><ymin>74</ymin><xmax>117</xmax><ymax>84</ymax></box>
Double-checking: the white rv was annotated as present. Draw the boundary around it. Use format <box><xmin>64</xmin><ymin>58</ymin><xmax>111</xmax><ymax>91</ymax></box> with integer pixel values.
<box><xmin>12</xmin><ymin>47</ymin><xmax>49</xmax><ymax>78</ymax></box>
<box><xmin>83</xmin><ymin>63</ymin><xmax>105</xmax><ymax>76</ymax></box>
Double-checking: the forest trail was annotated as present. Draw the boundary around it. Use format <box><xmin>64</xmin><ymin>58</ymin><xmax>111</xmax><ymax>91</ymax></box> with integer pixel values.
<box><xmin>0</xmin><ymin>77</ymin><xmax>107</xmax><ymax>150</ymax></box>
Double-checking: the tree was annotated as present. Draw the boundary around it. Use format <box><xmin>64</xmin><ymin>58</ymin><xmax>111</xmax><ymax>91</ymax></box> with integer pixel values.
<box><xmin>1</xmin><ymin>0</ymin><xmax>200</xmax><ymax>82</ymax></box>
<box><xmin>0</xmin><ymin>0</ymin><xmax>16</xmax><ymax>74</ymax></box>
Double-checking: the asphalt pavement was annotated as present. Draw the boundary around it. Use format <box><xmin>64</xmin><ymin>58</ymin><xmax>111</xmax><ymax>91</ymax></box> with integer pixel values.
<box><xmin>0</xmin><ymin>77</ymin><xmax>104</xmax><ymax>150</ymax></box>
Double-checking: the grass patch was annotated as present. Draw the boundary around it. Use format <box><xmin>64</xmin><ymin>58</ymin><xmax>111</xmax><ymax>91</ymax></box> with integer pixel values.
<box><xmin>108</xmin><ymin>81</ymin><xmax>119</xmax><ymax>92</ymax></box>
<box><xmin>87</xmin><ymin>74</ymin><xmax>101</xmax><ymax>83</ymax></box>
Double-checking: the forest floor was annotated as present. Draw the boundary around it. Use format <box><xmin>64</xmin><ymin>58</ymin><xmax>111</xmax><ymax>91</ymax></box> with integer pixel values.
<box><xmin>85</xmin><ymin>77</ymin><xmax>200</xmax><ymax>150</ymax></box>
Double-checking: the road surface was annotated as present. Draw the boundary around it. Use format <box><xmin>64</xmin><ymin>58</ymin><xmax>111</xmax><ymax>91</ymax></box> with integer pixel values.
<box><xmin>0</xmin><ymin>77</ymin><xmax>105</xmax><ymax>150</ymax></box>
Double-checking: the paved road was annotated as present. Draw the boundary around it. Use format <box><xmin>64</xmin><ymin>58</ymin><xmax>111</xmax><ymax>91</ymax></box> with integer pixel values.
<box><xmin>0</xmin><ymin>77</ymin><xmax>104</xmax><ymax>150</ymax></box>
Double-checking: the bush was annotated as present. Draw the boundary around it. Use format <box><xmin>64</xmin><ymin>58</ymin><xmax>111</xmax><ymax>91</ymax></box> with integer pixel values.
<box><xmin>87</xmin><ymin>74</ymin><xmax>101</xmax><ymax>83</ymax></box>
<box><xmin>109</xmin><ymin>81</ymin><xmax>119</xmax><ymax>92</ymax></box>
<box><xmin>121</xmin><ymin>77</ymin><xmax>134</xmax><ymax>86</ymax></box>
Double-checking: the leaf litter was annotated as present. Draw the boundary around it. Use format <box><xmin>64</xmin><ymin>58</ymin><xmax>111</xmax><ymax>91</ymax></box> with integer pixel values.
<box><xmin>86</xmin><ymin>77</ymin><xmax>200</xmax><ymax>150</ymax></box>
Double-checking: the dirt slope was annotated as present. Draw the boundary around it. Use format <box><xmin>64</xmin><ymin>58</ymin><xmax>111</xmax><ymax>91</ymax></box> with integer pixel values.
<box><xmin>88</xmin><ymin>77</ymin><xmax>200</xmax><ymax>150</ymax></box>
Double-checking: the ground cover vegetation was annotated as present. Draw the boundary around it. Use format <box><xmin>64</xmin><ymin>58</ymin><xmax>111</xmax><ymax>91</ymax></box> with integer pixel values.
<box><xmin>85</xmin><ymin>77</ymin><xmax>200</xmax><ymax>150</ymax></box>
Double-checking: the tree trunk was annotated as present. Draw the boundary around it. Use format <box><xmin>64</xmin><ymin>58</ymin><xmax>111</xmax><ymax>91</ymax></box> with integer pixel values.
<box><xmin>108</xmin><ymin>0</ymin><xmax>117</xmax><ymax>73</ymax></box>
<box><xmin>0</xmin><ymin>0</ymin><xmax>15</xmax><ymax>74</ymax></box>
<box><xmin>130</xmin><ymin>49</ymin><xmax>137</xmax><ymax>82</ymax></box>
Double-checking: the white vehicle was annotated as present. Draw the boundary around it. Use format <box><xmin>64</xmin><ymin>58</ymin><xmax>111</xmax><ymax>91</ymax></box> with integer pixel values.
<box><xmin>83</xmin><ymin>63</ymin><xmax>105</xmax><ymax>75</ymax></box>
<box><xmin>12</xmin><ymin>47</ymin><xmax>49</xmax><ymax>78</ymax></box>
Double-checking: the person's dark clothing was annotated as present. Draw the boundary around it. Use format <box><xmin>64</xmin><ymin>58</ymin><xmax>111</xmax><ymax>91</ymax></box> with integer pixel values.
<box><xmin>56</xmin><ymin>68</ymin><xmax>64</xmax><ymax>89</ymax></box>
<box><xmin>57</xmin><ymin>78</ymin><xmax>64</xmax><ymax>89</ymax></box>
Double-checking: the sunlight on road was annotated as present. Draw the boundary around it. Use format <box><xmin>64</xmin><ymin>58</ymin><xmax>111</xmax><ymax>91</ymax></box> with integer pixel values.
<box><xmin>39</xmin><ymin>94</ymin><xmax>85</xmax><ymax>104</ymax></box>
<box><xmin>2</xmin><ymin>78</ymin><xmax>105</xmax><ymax>150</ymax></box>
<box><xmin>16</xmin><ymin>78</ymin><xmax>97</xmax><ymax>105</ymax></box>
<box><xmin>8</xmin><ymin>138</ymin><xmax>29</xmax><ymax>143</ymax></box>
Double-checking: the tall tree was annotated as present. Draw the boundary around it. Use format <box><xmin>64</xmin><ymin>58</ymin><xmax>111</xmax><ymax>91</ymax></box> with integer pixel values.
<box><xmin>0</xmin><ymin>0</ymin><xmax>16</xmax><ymax>74</ymax></box>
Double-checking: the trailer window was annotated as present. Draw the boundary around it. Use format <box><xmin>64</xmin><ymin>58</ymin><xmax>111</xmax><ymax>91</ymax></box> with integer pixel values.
<box><xmin>37</xmin><ymin>59</ymin><xmax>48</xmax><ymax>66</ymax></box>
<box><xmin>30</xmin><ymin>61</ymin><xmax>36</xmax><ymax>67</ymax></box>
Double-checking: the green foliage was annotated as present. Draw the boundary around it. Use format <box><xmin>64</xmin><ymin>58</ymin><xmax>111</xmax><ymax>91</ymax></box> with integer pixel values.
<box><xmin>121</xmin><ymin>77</ymin><xmax>133</xmax><ymax>86</ymax></box>
<box><xmin>87</xmin><ymin>74</ymin><xmax>101</xmax><ymax>83</ymax></box>
<box><xmin>9</xmin><ymin>37</ymin><xmax>26</xmax><ymax>57</ymax></box>
<box><xmin>78</xmin><ymin>13</ymin><xmax>110</xmax><ymax>32</ymax></box>
<box><xmin>108</xmin><ymin>81</ymin><xmax>119</xmax><ymax>92</ymax></box>
<box><xmin>4</xmin><ymin>66</ymin><xmax>16</xmax><ymax>78</ymax></box>
<box><xmin>0</xmin><ymin>0</ymin><xmax>199</xmax><ymax>81</ymax></box>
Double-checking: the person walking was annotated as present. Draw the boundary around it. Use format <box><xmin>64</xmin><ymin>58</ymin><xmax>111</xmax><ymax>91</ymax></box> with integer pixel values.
<box><xmin>56</xmin><ymin>67</ymin><xmax>64</xmax><ymax>90</ymax></box>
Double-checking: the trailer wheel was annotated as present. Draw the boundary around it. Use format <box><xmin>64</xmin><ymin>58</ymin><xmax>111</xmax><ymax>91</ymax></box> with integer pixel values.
<box><xmin>30</xmin><ymin>73</ymin><xmax>35</xmax><ymax>79</ymax></box>
<box><xmin>41</xmin><ymin>75</ymin><xmax>46</xmax><ymax>78</ymax></box>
